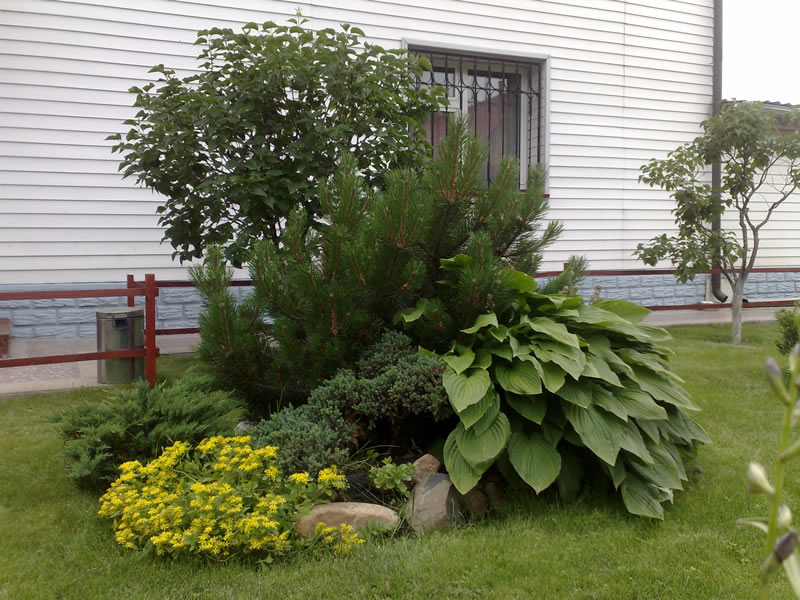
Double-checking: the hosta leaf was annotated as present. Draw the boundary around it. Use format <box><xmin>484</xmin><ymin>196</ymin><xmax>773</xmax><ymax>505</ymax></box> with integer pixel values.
<box><xmin>473</xmin><ymin>349</ymin><xmax>492</xmax><ymax>369</ymax></box>
<box><xmin>592</xmin><ymin>298</ymin><xmax>651</xmax><ymax>324</ymax></box>
<box><xmin>442</xmin><ymin>368</ymin><xmax>492</xmax><ymax>412</ymax></box>
<box><xmin>607</xmin><ymin>456</ymin><xmax>627</xmax><ymax>489</ymax></box>
<box><xmin>617</xmin><ymin>348</ymin><xmax>679</xmax><ymax>381</ymax></box>
<box><xmin>490</xmin><ymin>345</ymin><xmax>513</xmax><ymax>361</ymax></box>
<box><xmin>556</xmin><ymin>379</ymin><xmax>592</xmax><ymax>408</ymax></box>
<box><xmin>394</xmin><ymin>305</ymin><xmax>424</xmax><ymax>324</ymax></box>
<box><xmin>619</xmin><ymin>420</ymin><xmax>653</xmax><ymax>464</ymax></box>
<box><xmin>585</xmin><ymin>336</ymin><xmax>632</xmax><ymax>377</ymax></box>
<box><xmin>530</xmin><ymin>340</ymin><xmax>586</xmax><ymax>380</ymax></box>
<box><xmin>501</xmin><ymin>269</ymin><xmax>537</xmax><ymax>293</ymax></box>
<box><xmin>636</xmin><ymin>419</ymin><xmax>661</xmax><ymax>443</ymax></box>
<box><xmin>444</xmin><ymin>429</ymin><xmax>485</xmax><ymax>493</ymax></box>
<box><xmin>442</xmin><ymin>349</ymin><xmax>475</xmax><ymax>376</ymax></box>
<box><xmin>494</xmin><ymin>361</ymin><xmax>542</xmax><ymax>395</ymax></box>
<box><xmin>583</xmin><ymin>354</ymin><xmax>622</xmax><ymax>387</ymax></box>
<box><xmin>615</xmin><ymin>389</ymin><xmax>668</xmax><ymax>421</ymax></box>
<box><xmin>632</xmin><ymin>441</ymin><xmax>682</xmax><ymax>490</ymax></box>
<box><xmin>506</xmin><ymin>392</ymin><xmax>547</xmax><ymax>424</ymax></box>
<box><xmin>592</xmin><ymin>386</ymin><xmax>628</xmax><ymax>421</ymax></box>
<box><xmin>440</xmin><ymin>254</ymin><xmax>471</xmax><ymax>271</ymax></box>
<box><xmin>509</xmin><ymin>336</ymin><xmax>530</xmax><ymax>358</ymax></box>
<box><xmin>454</xmin><ymin>412</ymin><xmax>511</xmax><ymax>466</ymax></box>
<box><xmin>489</xmin><ymin>325</ymin><xmax>509</xmax><ymax>342</ymax></box>
<box><xmin>629</xmin><ymin>367</ymin><xmax>698</xmax><ymax>411</ymax></box>
<box><xmin>457</xmin><ymin>387</ymin><xmax>498</xmax><ymax>429</ymax></box>
<box><xmin>533</xmin><ymin>359</ymin><xmax>566</xmax><ymax>393</ymax></box>
<box><xmin>508</xmin><ymin>431</ymin><xmax>561</xmax><ymax>493</ymax></box>
<box><xmin>541</xmin><ymin>419</ymin><xmax>564</xmax><ymax>446</ymax></box>
<box><xmin>620</xmin><ymin>474</ymin><xmax>665</xmax><ymax>519</ymax></box>
<box><xmin>563</xmin><ymin>404</ymin><xmax>625</xmax><ymax>466</ymax></box>
<box><xmin>526</xmin><ymin>317</ymin><xmax>580</xmax><ymax>348</ymax></box>
<box><xmin>636</xmin><ymin>325</ymin><xmax>672</xmax><ymax>343</ymax></box>
<box><xmin>471</xmin><ymin>393</ymin><xmax>501</xmax><ymax>436</ymax></box>
<box><xmin>570</xmin><ymin>304</ymin><xmax>629</xmax><ymax>326</ymax></box>
<box><xmin>461</xmin><ymin>312</ymin><xmax>499</xmax><ymax>334</ymax></box>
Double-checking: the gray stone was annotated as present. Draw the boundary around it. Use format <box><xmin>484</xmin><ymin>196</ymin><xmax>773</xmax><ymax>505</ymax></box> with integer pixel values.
<box><xmin>15</xmin><ymin>310</ymin><xmax>57</xmax><ymax>326</ymax></box>
<box><xmin>405</xmin><ymin>473</ymin><xmax>461</xmax><ymax>533</ymax></box>
<box><xmin>234</xmin><ymin>420</ymin><xmax>254</xmax><ymax>432</ymax></box>
<box><xmin>156</xmin><ymin>304</ymin><xmax>184</xmax><ymax>321</ymax></box>
<box><xmin>296</xmin><ymin>502</ymin><xmax>400</xmax><ymax>538</ymax></box>
<box><xmin>58</xmin><ymin>307</ymin><xmax>97</xmax><ymax>324</ymax></box>
<box><xmin>412</xmin><ymin>454</ymin><xmax>441</xmax><ymax>485</ymax></box>
<box><xmin>459</xmin><ymin>488</ymin><xmax>489</xmax><ymax>518</ymax></box>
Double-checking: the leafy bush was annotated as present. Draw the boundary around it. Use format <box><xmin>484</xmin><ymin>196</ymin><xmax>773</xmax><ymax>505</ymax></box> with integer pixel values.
<box><xmin>249</xmin><ymin>403</ymin><xmax>353</xmax><ymax>477</ymax></box>
<box><xmin>97</xmin><ymin>436</ymin><xmax>361</xmax><ymax>561</ymax></box>
<box><xmin>406</xmin><ymin>256</ymin><xmax>709</xmax><ymax>519</ymax></box>
<box><xmin>191</xmin><ymin>117</ymin><xmax>583</xmax><ymax>408</ymax></box>
<box><xmin>369</xmin><ymin>458</ymin><xmax>415</xmax><ymax>503</ymax></box>
<box><xmin>250</xmin><ymin>331</ymin><xmax>450</xmax><ymax>474</ymax></box>
<box><xmin>54</xmin><ymin>374</ymin><xmax>245</xmax><ymax>491</ymax></box>
<box><xmin>109</xmin><ymin>16</ymin><xmax>445</xmax><ymax>266</ymax></box>
<box><xmin>775</xmin><ymin>303</ymin><xmax>800</xmax><ymax>355</ymax></box>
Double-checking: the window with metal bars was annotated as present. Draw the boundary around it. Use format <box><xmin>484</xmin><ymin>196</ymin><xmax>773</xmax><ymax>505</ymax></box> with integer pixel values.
<box><xmin>412</xmin><ymin>48</ymin><xmax>542</xmax><ymax>186</ymax></box>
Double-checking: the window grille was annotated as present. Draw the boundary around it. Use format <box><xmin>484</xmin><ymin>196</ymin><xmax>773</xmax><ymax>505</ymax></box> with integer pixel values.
<box><xmin>412</xmin><ymin>48</ymin><xmax>541</xmax><ymax>185</ymax></box>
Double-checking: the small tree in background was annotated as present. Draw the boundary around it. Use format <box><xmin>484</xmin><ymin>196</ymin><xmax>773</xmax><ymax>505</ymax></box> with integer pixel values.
<box><xmin>636</xmin><ymin>101</ymin><xmax>800</xmax><ymax>344</ymax></box>
<box><xmin>109</xmin><ymin>17</ymin><xmax>445</xmax><ymax>266</ymax></box>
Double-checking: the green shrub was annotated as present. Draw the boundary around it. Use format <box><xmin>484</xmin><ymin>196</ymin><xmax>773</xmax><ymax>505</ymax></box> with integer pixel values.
<box><xmin>54</xmin><ymin>374</ymin><xmax>245</xmax><ymax>491</ymax></box>
<box><xmin>97</xmin><ymin>436</ymin><xmax>361</xmax><ymax>561</ymax></box>
<box><xmin>775</xmin><ymin>303</ymin><xmax>800</xmax><ymax>355</ymax></box>
<box><xmin>250</xmin><ymin>403</ymin><xmax>353</xmax><ymax>477</ymax></box>
<box><xmin>403</xmin><ymin>255</ymin><xmax>709</xmax><ymax>519</ymax></box>
<box><xmin>369</xmin><ymin>458</ymin><xmax>415</xmax><ymax>504</ymax></box>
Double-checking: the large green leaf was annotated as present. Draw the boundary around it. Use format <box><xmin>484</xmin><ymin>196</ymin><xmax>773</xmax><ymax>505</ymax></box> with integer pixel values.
<box><xmin>530</xmin><ymin>340</ymin><xmax>586</xmax><ymax>380</ymax></box>
<box><xmin>615</xmin><ymin>389</ymin><xmax>668</xmax><ymax>421</ymax></box>
<box><xmin>628</xmin><ymin>367</ymin><xmax>698</xmax><ymax>411</ymax></box>
<box><xmin>563</xmin><ymin>404</ymin><xmax>625</xmax><ymax>466</ymax></box>
<box><xmin>636</xmin><ymin>419</ymin><xmax>661</xmax><ymax>443</ymax></box>
<box><xmin>454</xmin><ymin>412</ymin><xmax>511</xmax><ymax>466</ymax></box>
<box><xmin>631</xmin><ymin>441</ymin><xmax>682</xmax><ymax>489</ymax></box>
<box><xmin>592</xmin><ymin>298</ymin><xmax>651</xmax><ymax>323</ymax></box>
<box><xmin>583</xmin><ymin>354</ymin><xmax>622</xmax><ymax>387</ymax></box>
<box><xmin>489</xmin><ymin>325</ymin><xmax>509</xmax><ymax>342</ymax></box>
<box><xmin>570</xmin><ymin>304</ymin><xmax>629</xmax><ymax>326</ymax></box>
<box><xmin>457</xmin><ymin>387</ymin><xmax>498</xmax><ymax>429</ymax></box>
<box><xmin>442</xmin><ymin>368</ymin><xmax>492</xmax><ymax>412</ymax></box>
<box><xmin>439</xmin><ymin>254</ymin><xmax>471</xmax><ymax>271</ymax></box>
<box><xmin>501</xmin><ymin>269</ymin><xmax>537</xmax><ymax>293</ymax></box>
<box><xmin>471</xmin><ymin>393</ymin><xmax>501</xmax><ymax>436</ymax></box>
<box><xmin>509</xmin><ymin>335</ymin><xmax>530</xmax><ymax>358</ymax></box>
<box><xmin>508</xmin><ymin>431</ymin><xmax>561</xmax><ymax>493</ymax></box>
<box><xmin>443</xmin><ymin>429</ymin><xmax>485</xmax><ymax>493</ymax></box>
<box><xmin>490</xmin><ymin>345</ymin><xmax>513</xmax><ymax>361</ymax></box>
<box><xmin>617</xmin><ymin>348</ymin><xmax>679</xmax><ymax>381</ymax></box>
<box><xmin>461</xmin><ymin>312</ymin><xmax>499</xmax><ymax>334</ymax></box>
<box><xmin>525</xmin><ymin>316</ymin><xmax>580</xmax><ymax>348</ymax></box>
<box><xmin>620</xmin><ymin>474</ymin><xmax>664</xmax><ymax>519</ymax></box>
<box><xmin>506</xmin><ymin>392</ymin><xmax>547</xmax><ymax>424</ymax></box>
<box><xmin>591</xmin><ymin>386</ymin><xmax>628</xmax><ymax>421</ymax></box>
<box><xmin>494</xmin><ymin>361</ymin><xmax>542</xmax><ymax>395</ymax></box>
<box><xmin>607</xmin><ymin>456</ymin><xmax>627</xmax><ymax>489</ymax></box>
<box><xmin>473</xmin><ymin>349</ymin><xmax>492</xmax><ymax>369</ymax></box>
<box><xmin>533</xmin><ymin>359</ymin><xmax>566</xmax><ymax>393</ymax></box>
<box><xmin>585</xmin><ymin>336</ymin><xmax>632</xmax><ymax>377</ymax></box>
<box><xmin>442</xmin><ymin>348</ymin><xmax>475</xmax><ymax>376</ymax></box>
<box><xmin>556</xmin><ymin>379</ymin><xmax>592</xmax><ymax>408</ymax></box>
<box><xmin>619</xmin><ymin>420</ymin><xmax>653</xmax><ymax>464</ymax></box>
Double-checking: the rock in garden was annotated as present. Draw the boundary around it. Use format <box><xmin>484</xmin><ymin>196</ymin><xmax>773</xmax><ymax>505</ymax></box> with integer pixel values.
<box><xmin>459</xmin><ymin>488</ymin><xmax>489</xmax><ymax>518</ymax></box>
<box><xmin>412</xmin><ymin>454</ymin><xmax>441</xmax><ymax>485</ymax></box>
<box><xmin>296</xmin><ymin>502</ymin><xmax>400</xmax><ymax>538</ymax></box>
<box><xmin>405</xmin><ymin>473</ymin><xmax>461</xmax><ymax>533</ymax></box>
<box><xmin>483</xmin><ymin>480</ymin><xmax>507</xmax><ymax>515</ymax></box>
<box><xmin>234</xmin><ymin>420</ymin><xmax>254</xmax><ymax>432</ymax></box>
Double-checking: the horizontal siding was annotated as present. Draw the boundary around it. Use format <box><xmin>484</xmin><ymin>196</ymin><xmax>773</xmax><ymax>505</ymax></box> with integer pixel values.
<box><xmin>0</xmin><ymin>0</ymin><xmax>719</xmax><ymax>284</ymax></box>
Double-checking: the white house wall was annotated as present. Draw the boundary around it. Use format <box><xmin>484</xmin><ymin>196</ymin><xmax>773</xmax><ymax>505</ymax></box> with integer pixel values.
<box><xmin>1</xmin><ymin>0</ymin><xmax>717</xmax><ymax>286</ymax></box>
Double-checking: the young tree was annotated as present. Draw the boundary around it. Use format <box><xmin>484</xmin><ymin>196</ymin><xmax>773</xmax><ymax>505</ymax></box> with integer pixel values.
<box><xmin>636</xmin><ymin>101</ymin><xmax>800</xmax><ymax>344</ymax></box>
<box><xmin>109</xmin><ymin>17</ymin><xmax>445</xmax><ymax>266</ymax></box>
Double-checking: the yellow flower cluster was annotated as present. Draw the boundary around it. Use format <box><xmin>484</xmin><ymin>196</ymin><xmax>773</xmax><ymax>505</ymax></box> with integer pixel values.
<box><xmin>314</xmin><ymin>522</ymin><xmax>366</xmax><ymax>554</ymax></box>
<box><xmin>97</xmin><ymin>436</ymin><xmax>357</xmax><ymax>561</ymax></box>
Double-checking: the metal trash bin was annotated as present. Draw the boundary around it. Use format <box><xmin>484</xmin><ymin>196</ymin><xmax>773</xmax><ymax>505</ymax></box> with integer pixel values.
<box><xmin>97</xmin><ymin>306</ymin><xmax>144</xmax><ymax>384</ymax></box>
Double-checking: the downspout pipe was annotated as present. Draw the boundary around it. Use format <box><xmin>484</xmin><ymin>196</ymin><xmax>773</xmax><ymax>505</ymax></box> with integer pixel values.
<box><xmin>710</xmin><ymin>0</ymin><xmax>728</xmax><ymax>302</ymax></box>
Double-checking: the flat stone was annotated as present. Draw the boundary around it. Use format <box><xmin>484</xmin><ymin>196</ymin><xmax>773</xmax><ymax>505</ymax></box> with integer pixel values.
<box><xmin>460</xmin><ymin>488</ymin><xmax>489</xmax><ymax>518</ymax></box>
<box><xmin>412</xmin><ymin>454</ymin><xmax>441</xmax><ymax>485</ymax></box>
<box><xmin>405</xmin><ymin>473</ymin><xmax>461</xmax><ymax>533</ymax></box>
<box><xmin>296</xmin><ymin>502</ymin><xmax>400</xmax><ymax>538</ymax></box>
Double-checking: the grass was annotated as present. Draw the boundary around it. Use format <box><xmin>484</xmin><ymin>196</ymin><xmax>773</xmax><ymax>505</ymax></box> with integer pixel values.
<box><xmin>0</xmin><ymin>322</ymin><xmax>796</xmax><ymax>599</ymax></box>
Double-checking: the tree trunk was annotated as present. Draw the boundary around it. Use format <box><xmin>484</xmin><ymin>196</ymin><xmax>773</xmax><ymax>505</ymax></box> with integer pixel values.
<box><xmin>730</xmin><ymin>277</ymin><xmax>746</xmax><ymax>345</ymax></box>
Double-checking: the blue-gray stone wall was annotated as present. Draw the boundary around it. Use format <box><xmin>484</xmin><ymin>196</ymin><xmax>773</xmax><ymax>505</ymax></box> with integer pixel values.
<box><xmin>1</xmin><ymin>272</ymin><xmax>798</xmax><ymax>338</ymax></box>
<box><xmin>0</xmin><ymin>282</ymin><xmax>253</xmax><ymax>338</ymax></box>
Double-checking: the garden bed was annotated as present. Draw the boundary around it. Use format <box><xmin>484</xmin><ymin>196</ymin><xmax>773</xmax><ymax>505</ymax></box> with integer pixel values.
<box><xmin>0</xmin><ymin>322</ymin><xmax>795</xmax><ymax>599</ymax></box>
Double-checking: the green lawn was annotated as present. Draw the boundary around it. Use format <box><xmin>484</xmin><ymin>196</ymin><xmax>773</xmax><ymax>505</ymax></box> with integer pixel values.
<box><xmin>1</xmin><ymin>322</ymin><xmax>796</xmax><ymax>599</ymax></box>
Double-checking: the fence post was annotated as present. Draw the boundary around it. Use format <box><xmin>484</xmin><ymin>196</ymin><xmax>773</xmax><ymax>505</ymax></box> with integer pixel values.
<box><xmin>126</xmin><ymin>274</ymin><xmax>135</xmax><ymax>308</ymax></box>
<box><xmin>144</xmin><ymin>273</ymin><xmax>157</xmax><ymax>387</ymax></box>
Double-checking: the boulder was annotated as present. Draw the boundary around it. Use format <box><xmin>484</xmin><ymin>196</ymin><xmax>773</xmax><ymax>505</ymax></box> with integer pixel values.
<box><xmin>296</xmin><ymin>502</ymin><xmax>400</xmax><ymax>538</ymax></box>
<box><xmin>405</xmin><ymin>473</ymin><xmax>461</xmax><ymax>533</ymax></box>
<box><xmin>483</xmin><ymin>480</ymin><xmax>507</xmax><ymax>515</ymax></box>
<box><xmin>412</xmin><ymin>454</ymin><xmax>441</xmax><ymax>485</ymax></box>
<box><xmin>459</xmin><ymin>488</ymin><xmax>489</xmax><ymax>518</ymax></box>
<box><xmin>234</xmin><ymin>420</ymin><xmax>254</xmax><ymax>433</ymax></box>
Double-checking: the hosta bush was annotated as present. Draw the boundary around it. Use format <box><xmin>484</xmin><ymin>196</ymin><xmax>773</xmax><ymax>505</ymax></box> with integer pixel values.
<box><xmin>403</xmin><ymin>257</ymin><xmax>709</xmax><ymax>519</ymax></box>
<box><xmin>54</xmin><ymin>374</ymin><xmax>245</xmax><ymax>491</ymax></box>
<box><xmin>97</xmin><ymin>435</ymin><xmax>361</xmax><ymax>561</ymax></box>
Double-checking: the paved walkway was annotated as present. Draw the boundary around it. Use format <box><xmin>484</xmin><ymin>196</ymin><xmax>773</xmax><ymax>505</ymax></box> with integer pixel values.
<box><xmin>0</xmin><ymin>307</ymin><xmax>783</xmax><ymax>396</ymax></box>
